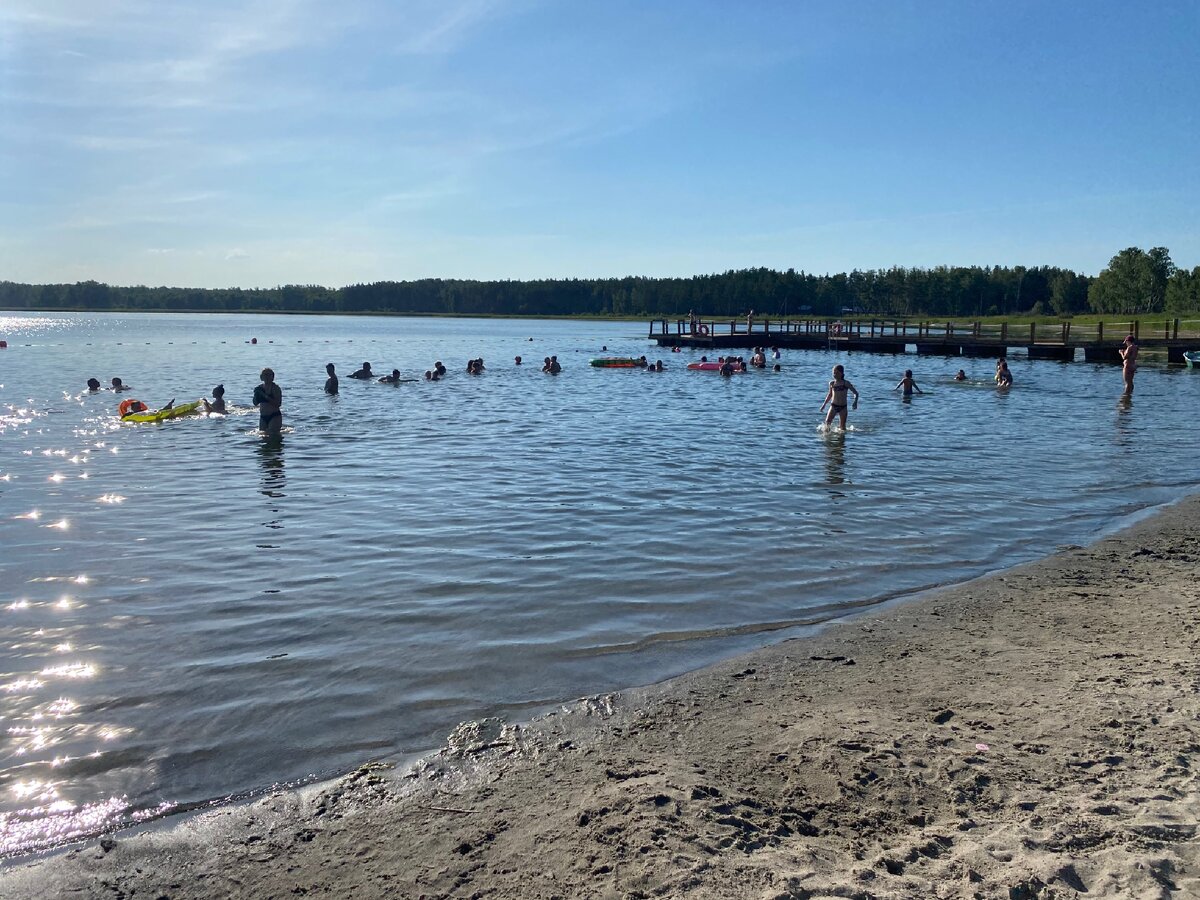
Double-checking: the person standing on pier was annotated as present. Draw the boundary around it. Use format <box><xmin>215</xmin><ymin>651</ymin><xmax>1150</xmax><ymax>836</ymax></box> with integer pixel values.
<box><xmin>820</xmin><ymin>364</ymin><xmax>859</xmax><ymax>430</ymax></box>
<box><xmin>1120</xmin><ymin>335</ymin><xmax>1138</xmax><ymax>396</ymax></box>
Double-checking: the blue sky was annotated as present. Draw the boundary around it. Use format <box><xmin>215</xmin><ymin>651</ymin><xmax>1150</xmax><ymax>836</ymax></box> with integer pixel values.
<box><xmin>1</xmin><ymin>0</ymin><xmax>1196</xmax><ymax>288</ymax></box>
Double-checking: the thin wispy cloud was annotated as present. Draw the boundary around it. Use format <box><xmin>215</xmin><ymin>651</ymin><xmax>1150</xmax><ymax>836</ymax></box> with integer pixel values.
<box><xmin>2</xmin><ymin>2</ymin><xmax>1195</xmax><ymax>286</ymax></box>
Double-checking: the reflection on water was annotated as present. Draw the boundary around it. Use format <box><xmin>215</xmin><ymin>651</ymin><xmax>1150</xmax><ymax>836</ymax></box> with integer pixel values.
<box><xmin>1</xmin><ymin>312</ymin><xmax>1198</xmax><ymax>857</ymax></box>
<box><xmin>258</xmin><ymin>439</ymin><xmax>286</xmax><ymax>499</ymax></box>
<box><xmin>823</xmin><ymin>431</ymin><xmax>848</xmax><ymax>498</ymax></box>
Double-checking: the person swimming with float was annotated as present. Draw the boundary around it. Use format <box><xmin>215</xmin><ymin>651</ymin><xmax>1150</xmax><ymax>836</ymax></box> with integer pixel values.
<box><xmin>253</xmin><ymin>368</ymin><xmax>283</xmax><ymax>436</ymax></box>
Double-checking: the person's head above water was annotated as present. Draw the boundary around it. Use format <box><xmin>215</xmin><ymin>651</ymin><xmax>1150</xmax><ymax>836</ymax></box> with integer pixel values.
<box><xmin>111</xmin><ymin>377</ymin><xmax>123</xmax><ymax>388</ymax></box>
<box><xmin>260</xmin><ymin>368</ymin><xmax>274</xmax><ymax>382</ymax></box>
<box><xmin>212</xmin><ymin>384</ymin><xmax>225</xmax><ymax>397</ymax></box>
<box><xmin>362</xmin><ymin>362</ymin><xmax>371</xmax><ymax>369</ymax></box>
<box><xmin>86</xmin><ymin>378</ymin><xmax>101</xmax><ymax>390</ymax></box>
<box><xmin>326</xmin><ymin>363</ymin><xmax>336</xmax><ymax>373</ymax></box>
<box><xmin>904</xmin><ymin>369</ymin><xmax>913</xmax><ymax>378</ymax></box>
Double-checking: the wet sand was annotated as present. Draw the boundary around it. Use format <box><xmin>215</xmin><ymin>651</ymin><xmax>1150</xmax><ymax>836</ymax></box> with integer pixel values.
<box><xmin>7</xmin><ymin>495</ymin><xmax>1200</xmax><ymax>899</ymax></box>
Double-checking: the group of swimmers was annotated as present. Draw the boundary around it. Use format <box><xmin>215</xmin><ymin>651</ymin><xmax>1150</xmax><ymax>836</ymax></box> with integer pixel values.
<box><xmin>94</xmin><ymin>334</ymin><xmax>1143</xmax><ymax>440</ymax></box>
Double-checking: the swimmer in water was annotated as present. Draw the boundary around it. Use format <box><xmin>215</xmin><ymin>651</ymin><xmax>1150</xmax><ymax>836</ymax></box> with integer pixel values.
<box><xmin>111</xmin><ymin>377</ymin><xmax>130</xmax><ymax>392</ymax></box>
<box><xmin>86</xmin><ymin>378</ymin><xmax>101</xmax><ymax>392</ymax></box>
<box><xmin>954</xmin><ymin>370</ymin><xmax>967</xmax><ymax>381</ymax></box>
<box><xmin>203</xmin><ymin>384</ymin><xmax>227</xmax><ymax>414</ymax></box>
<box><xmin>1120</xmin><ymin>334</ymin><xmax>1138</xmax><ymax>396</ymax></box>
<box><xmin>820</xmin><ymin>364</ymin><xmax>859</xmax><ymax>430</ymax></box>
<box><xmin>253</xmin><ymin>368</ymin><xmax>283</xmax><ymax>436</ymax></box>
<box><xmin>515</xmin><ymin>356</ymin><xmax>522</xmax><ymax>365</ymax></box>
<box><xmin>349</xmin><ymin>362</ymin><xmax>372</xmax><ymax>380</ymax></box>
<box><xmin>379</xmin><ymin>369</ymin><xmax>403</xmax><ymax>384</ymax></box>
<box><xmin>324</xmin><ymin>363</ymin><xmax>339</xmax><ymax>395</ymax></box>
<box><xmin>893</xmin><ymin>369</ymin><xmax>923</xmax><ymax>397</ymax></box>
<box><xmin>996</xmin><ymin>361</ymin><xmax>1013</xmax><ymax>387</ymax></box>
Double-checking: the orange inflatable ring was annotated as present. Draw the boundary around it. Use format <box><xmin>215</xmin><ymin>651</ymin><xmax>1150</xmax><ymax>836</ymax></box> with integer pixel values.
<box><xmin>119</xmin><ymin>399</ymin><xmax>148</xmax><ymax>417</ymax></box>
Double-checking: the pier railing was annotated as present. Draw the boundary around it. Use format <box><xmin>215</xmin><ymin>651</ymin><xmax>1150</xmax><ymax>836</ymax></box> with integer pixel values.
<box><xmin>650</xmin><ymin>317</ymin><xmax>1200</xmax><ymax>346</ymax></box>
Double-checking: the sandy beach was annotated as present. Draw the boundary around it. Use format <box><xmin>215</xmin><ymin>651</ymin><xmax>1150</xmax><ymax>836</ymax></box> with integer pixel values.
<box><xmin>6</xmin><ymin>495</ymin><xmax>1200</xmax><ymax>899</ymax></box>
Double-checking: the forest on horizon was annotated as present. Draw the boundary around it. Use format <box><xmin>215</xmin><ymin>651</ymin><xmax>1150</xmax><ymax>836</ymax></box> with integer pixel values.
<box><xmin>3</xmin><ymin>247</ymin><xmax>1198</xmax><ymax>320</ymax></box>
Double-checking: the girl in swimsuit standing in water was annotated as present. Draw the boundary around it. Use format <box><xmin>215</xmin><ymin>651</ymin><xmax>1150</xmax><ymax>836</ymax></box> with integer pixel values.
<box><xmin>254</xmin><ymin>368</ymin><xmax>283</xmax><ymax>437</ymax></box>
<box><xmin>820</xmin><ymin>364</ymin><xmax>859</xmax><ymax>430</ymax></box>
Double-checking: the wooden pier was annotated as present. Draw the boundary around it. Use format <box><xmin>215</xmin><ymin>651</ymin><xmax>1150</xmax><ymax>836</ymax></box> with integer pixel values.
<box><xmin>648</xmin><ymin>317</ymin><xmax>1200</xmax><ymax>364</ymax></box>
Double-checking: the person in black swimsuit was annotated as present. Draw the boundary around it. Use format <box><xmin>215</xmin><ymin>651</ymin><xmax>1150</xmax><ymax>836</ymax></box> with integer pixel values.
<box><xmin>253</xmin><ymin>368</ymin><xmax>283</xmax><ymax>436</ymax></box>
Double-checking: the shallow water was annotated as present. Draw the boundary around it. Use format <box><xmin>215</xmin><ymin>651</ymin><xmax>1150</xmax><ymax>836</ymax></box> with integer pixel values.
<box><xmin>1</xmin><ymin>311</ymin><xmax>1198</xmax><ymax>855</ymax></box>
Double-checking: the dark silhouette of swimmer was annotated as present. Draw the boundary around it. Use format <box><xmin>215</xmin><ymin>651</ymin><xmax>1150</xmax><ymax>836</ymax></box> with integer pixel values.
<box><xmin>379</xmin><ymin>369</ymin><xmax>403</xmax><ymax>384</ymax></box>
<box><xmin>254</xmin><ymin>368</ymin><xmax>283</xmax><ymax>436</ymax></box>
<box><xmin>86</xmin><ymin>378</ymin><xmax>101</xmax><ymax>391</ymax></box>
<box><xmin>111</xmin><ymin>377</ymin><xmax>130</xmax><ymax>392</ymax></box>
<box><xmin>203</xmin><ymin>384</ymin><xmax>227</xmax><ymax>414</ymax></box>
<box><xmin>324</xmin><ymin>363</ymin><xmax>339</xmax><ymax>394</ymax></box>
<box><xmin>515</xmin><ymin>356</ymin><xmax>522</xmax><ymax>365</ymax></box>
<box><xmin>349</xmin><ymin>362</ymin><xmax>372</xmax><ymax>380</ymax></box>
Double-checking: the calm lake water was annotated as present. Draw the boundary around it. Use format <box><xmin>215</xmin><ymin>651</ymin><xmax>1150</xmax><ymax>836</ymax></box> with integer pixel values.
<box><xmin>1</xmin><ymin>311</ymin><xmax>1198</xmax><ymax>855</ymax></box>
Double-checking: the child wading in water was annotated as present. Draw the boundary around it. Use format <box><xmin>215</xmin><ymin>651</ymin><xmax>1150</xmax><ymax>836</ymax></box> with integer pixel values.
<box><xmin>820</xmin><ymin>364</ymin><xmax>859</xmax><ymax>430</ymax></box>
<box><xmin>893</xmin><ymin>369</ymin><xmax>923</xmax><ymax>397</ymax></box>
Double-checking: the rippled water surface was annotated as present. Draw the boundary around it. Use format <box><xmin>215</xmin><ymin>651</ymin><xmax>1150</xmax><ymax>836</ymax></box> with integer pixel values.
<box><xmin>2</xmin><ymin>311</ymin><xmax>1198</xmax><ymax>854</ymax></box>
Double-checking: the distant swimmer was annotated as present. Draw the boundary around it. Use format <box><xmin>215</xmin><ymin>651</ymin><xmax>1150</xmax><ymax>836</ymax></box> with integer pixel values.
<box><xmin>118</xmin><ymin>399</ymin><xmax>148</xmax><ymax>418</ymax></box>
<box><xmin>893</xmin><ymin>369</ymin><xmax>923</xmax><ymax>397</ymax></box>
<box><xmin>379</xmin><ymin>369</ymin><xmax>403</xmax><ymax>384</ymax></box>
<box><xmin>349</xmin><ymin>362</ymin><xmax>373</xmax><ymax>380</ymax></box>
<box><xmin>996</xmin><ymin>361</ymin><xmax>1013</xmax><ymax>387</ymax></box>
<box><xmin>820</xmin><ymin>364</ymin><xmax>859</xmax><ymax>430</ymax></box>
<box><xmin>86</xmin><ymin>378</ymin><xmax>101</xmax><ymax>392</ymax></box>
<box><xmin>203</xmin><ymin>384</ymin><xmax>227</xmax><ymax>414</ymax></box>
<box><xmin>549</xmin><ymin>355</ymin><xmax>561</xmax><ymax>374</ymax></box>
<box><xmin>324</xmin><ymin>363</ymin><xmax>339</xmax><ymax>395</ymax></box>
<box><xmin>253</xmin><ymin>368</ymin><xmax>283</xmax><ymax>437</ymax></box>
<box><xmin>111</xmin><ymin>377</ymin><xmax>130</xmax><ymax>392</ymax></box>
<box><xmin>514</xmin><ymin>356</ymin><xmax>522</xmax><ymax>365</ymax></box>
<box><xmin>1120</xmin><ymin>334</ymin><xmax>1138</xmax><ymax>396</ymax></box>
<box><xmin>434</xmin><ymin>361</ymin><xmax>447</xmax><ymax>378</ymax></box>
<box><xmin>542</xmin><ymin>357</ymin><xmax>552</xmax><ymax>372</ymax></box>
<box><xmin>954</xmin><ymin>369</ymin><xmax>967</xmax><ymax>381</ymax></box>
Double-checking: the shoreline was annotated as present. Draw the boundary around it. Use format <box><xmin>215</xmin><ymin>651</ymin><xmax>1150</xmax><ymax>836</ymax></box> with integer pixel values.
<box><xmin>7</xmin><ymin>495</ymin><xmax>1200</xmax><ymax>898</ymax></box>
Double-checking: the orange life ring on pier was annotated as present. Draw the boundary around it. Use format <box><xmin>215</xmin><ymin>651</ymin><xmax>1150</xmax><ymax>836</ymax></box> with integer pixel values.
<box><xmin>697</xmin><ymin>324</ymin><xmax>709</xmax><ymax>336</ymax></box>
<box><xmin>119</xmin><ymin>399</ymin><xmax>147</xmax><ymax>417</ymax></box>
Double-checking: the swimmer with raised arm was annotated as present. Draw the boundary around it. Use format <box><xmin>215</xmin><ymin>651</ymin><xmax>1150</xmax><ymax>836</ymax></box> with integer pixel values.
<box><xmin>820</xmin><ymin>364</ymin><xmax>859</xmax><ymax>430</ymax></box>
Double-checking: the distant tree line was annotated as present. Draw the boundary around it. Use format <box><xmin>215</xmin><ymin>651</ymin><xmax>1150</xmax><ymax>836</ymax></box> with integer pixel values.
<box><xmin>3</xmin><ymin>247</ymin><xmax>1197</xmax><ymax>319</ymax></box>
